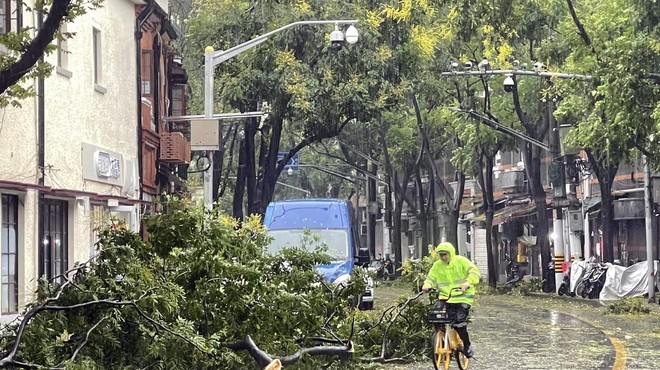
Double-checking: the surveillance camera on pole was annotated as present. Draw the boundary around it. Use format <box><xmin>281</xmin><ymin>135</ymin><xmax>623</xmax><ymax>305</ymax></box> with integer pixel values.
<box><xmin>533</xmin><ymin>61</ymin><xmax>545</xmax><ymax>72</ymax></box>
<box><xmin>330</xmin><ymin>24</ymin><xmax>345</xmax><ymax>51</ymax></box>
<box><xmin>478</xmin><ymin>58</ymin><xmax>489</xmax><ymax>72</ymax></box>
<box><xmin>464</xmin><ymin>61</ymin><xmax>473</xmax><ymax>70</ymax></box>
<box><xmin>344</xmin><ymin>25</ymin><xmax>359</xmax><ymax>45</ymax></box>
<box><xmin>450</xmin><ymin>61</ymin><xmax>459</xmax><ymax>72</ymax></box>
<box><xmin>503</xmin><ymin>74</ymin><xmax>515</xmax><ymax>93</ymax></box>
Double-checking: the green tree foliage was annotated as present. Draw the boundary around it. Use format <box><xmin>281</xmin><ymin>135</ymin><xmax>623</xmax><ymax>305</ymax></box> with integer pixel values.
<box><xmin>553</xmin><ymin>0</ymin><xmax>659</xmax><ymax>162</ymax></box>
<box><xmin>0</xmin><ymin>0</ymin><xmax>102</xmax><ymax>108</ymax></box>
<box><xmin>548</xmin><ymin>0</ymin><xmax>660</xmax><ymax>261</ymax></box>
<box><xmin>0</xmin><ymin>199</ymin><xmax>434</xmax><ymax>369</ymax></box>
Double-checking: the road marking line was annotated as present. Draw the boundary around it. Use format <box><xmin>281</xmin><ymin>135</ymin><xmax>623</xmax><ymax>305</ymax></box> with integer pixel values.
<box><xmin>489</xmin><ymin>297</ymin><xmax>627</xmax><ymax>369</ymax></box>
<box><xmin>544</xmin><ymin>311</ymin><xmax>627</xmax><ymax>370</ymax></box>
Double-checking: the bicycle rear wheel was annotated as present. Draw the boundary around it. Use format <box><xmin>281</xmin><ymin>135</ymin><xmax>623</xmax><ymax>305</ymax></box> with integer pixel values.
<box><xmin>451</xmin><ymin>329</ymin><xmax>470</xmax><ymax>370</ymax></box>
<box><xmin>432</xmin><ymin>330</ymin><xmax>451</xmax><ymax>370</ymax></box>
<box><xmin>455</xmin><ymin>350</ymin><xmax>470</xmax><ymax>370</ymax></box>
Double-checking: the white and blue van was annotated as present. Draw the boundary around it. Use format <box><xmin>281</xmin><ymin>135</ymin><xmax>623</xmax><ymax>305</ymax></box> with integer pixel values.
<box><xmin>264</xmin><ymin>198</ymin><xmax>374</xmax><ymax>309</ymax></box>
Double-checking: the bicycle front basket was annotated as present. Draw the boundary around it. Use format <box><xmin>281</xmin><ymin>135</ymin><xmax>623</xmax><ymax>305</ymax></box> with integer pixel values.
<box><xmin>427</xmin><ymin>307</ymin><xmax>452</xmax><ymax>323</ymax></box>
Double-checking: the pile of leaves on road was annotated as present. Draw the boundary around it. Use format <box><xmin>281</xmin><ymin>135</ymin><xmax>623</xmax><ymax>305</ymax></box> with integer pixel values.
<box><xmin>0</xmin><ymin>197</ymin><xmax>431</xmax><ymax>369</ymax></box>
<box><xmin>605</xmin><ymin>298</ymin><xmax>651</xmax><ymax>315</ymax></box>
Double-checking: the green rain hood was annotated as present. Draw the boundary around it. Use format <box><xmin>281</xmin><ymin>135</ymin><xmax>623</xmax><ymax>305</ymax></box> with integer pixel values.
<box><xmin>422</xmin><ymin>242</ymin><xmax>481</xmax><ymax>305</ymax></box>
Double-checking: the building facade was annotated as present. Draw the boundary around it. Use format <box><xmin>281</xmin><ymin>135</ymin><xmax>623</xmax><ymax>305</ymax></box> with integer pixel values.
<box><xmin>0</xmin><ymin>0</ymin><xmax>183</xmax><ymax>320</ymax></box>
<box><xmin>137</xmin><ymin>0</ymin><xmax>190</xmax><ymax>206</ymax></box>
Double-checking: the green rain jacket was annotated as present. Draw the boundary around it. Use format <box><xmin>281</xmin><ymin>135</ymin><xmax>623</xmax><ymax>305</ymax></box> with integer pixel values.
<box><xmin>422</xmin><ymin>242</ymin><xmax>481</xmax><ymax>305</ymax></box>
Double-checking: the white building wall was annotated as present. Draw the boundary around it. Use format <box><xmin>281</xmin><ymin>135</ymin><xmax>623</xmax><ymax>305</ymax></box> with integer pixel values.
<box><xmin>0</xmin><ymin>88</ymin><xmax>38</xmax><ymax>182</ymax></box>
<box><xmin>43</xmin><ymin>0</ymin><xmax>138</xmax><ymax>195</ymax></box>
<box><xmin>0</xmin><ymin>0</ymin><xmax>142</xmax><ymax>318</ymax></box>
<box><xmin>42</xmin><ymin>0</ymin><xmax>139</xmax><ymax>266</ymax></box>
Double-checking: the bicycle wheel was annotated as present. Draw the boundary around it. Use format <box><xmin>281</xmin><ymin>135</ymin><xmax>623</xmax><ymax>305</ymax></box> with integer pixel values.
<box><xmin>575</xmin><ymin>281</ymin><xmax>585</xmax><ymax>297</ymax></box>
<box><xmin>432</xmin><ymin>330</ymin><xmax>452</xmax><ymax>370</ymax></box>
<box><xmin>455</xmin><ymin>349</ymin><xmax>470</xmax><ymax>370</ymax></box>
<box><xmin>558</xmin><ymin>283</ymin><xmax>567</xmax><ymax>296</ymax></box>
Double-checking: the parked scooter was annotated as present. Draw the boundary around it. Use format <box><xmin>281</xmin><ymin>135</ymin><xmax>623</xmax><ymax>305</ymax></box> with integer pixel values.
<box><xmin>369</xmin><ymin>255</ymin><xmax>395</xmax><ymax>281</ymax></box>
<box><xmin>504</xmin><ymin>256</ymin><xmax>524</xmax><ymax>287</ymax></box>
<box><xmin>583</xmin><ymin>263</ymin><xmax>608</xmax><ymax>299</ymax></box>
<box><xmin>541</xmin><ymin>260</ymin><xmax>555</xmax><ymax>293</ymax></box>
<box><xmin>557</xmin><ymin>261</ymin><xmax>571</xmax><ymax>296</ymax></box>
<box><xmin>572</xmin><ymin>257</ymin><xmax>596</xmax><ymax>297</ymax></box>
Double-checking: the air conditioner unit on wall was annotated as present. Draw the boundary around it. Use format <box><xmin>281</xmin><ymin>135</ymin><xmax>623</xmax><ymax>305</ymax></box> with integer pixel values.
<box><xmin>498</xmin><ymin>170</ymin><xmax>526</xmax><ymax>189</ymax></box>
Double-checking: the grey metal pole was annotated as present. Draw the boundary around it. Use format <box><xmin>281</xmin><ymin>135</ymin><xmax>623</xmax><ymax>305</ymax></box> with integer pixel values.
<box><xmin>644</xmin><ymin>156</ymin><xmax>656</xmax><ymax>302</ymax></box>
<box><xmin>197</xmin><ymin>20</ymin><xmax>358</xmax><ymax>211</ymax></box>
<box><xmin>439</xmin><ymin>69</ymin><xmax>593</xmax><ymax>80</ymax></box>
<box><xmin>583</xmin><ymin>175</ymin><xmax>592</xmax><ymax>260</ymax></box>
<box><xmin>203</xmin><ymin>46</ymin><xmax>215</xmax><ymax>211</ymax></box>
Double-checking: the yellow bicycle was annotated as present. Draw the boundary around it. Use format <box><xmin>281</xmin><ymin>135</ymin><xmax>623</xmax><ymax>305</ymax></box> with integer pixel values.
<box><xmin>427</xmin><ymin>288</ymin><xmax>470</xmax><ymax>370</ymax></box>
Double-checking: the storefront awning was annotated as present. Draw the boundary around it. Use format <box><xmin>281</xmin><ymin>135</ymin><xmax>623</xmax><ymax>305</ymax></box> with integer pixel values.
<box><xmin>471</xmin><ymin>202</ymin><xmax>537</xmax><ymax>226</ymax></box>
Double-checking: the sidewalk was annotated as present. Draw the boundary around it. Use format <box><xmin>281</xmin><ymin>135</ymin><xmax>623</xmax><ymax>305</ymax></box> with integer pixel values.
<box><xmin>526</xmin><ymin>291</ymin><xmax>660</xmax><ymax>312</ymax></box>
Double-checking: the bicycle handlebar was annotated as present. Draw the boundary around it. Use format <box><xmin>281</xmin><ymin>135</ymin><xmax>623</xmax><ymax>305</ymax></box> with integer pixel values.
<box><xmin>425</xmin><ymin>287</ymin><xmax>464</xmax><ymax>300</ymax></box>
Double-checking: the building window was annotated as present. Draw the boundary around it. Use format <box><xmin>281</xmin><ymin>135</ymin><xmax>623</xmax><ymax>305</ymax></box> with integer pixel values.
<box><xmin>171</xmin><ymin>85</ymin><xmax>185</xmax><ymax>117</ymax></box>
<box><xmin>92</xmin><ymin>27</ymin><xmax>102</xmax><ymax>85</ymax></box>
<box><xmin>89</xmin><ymin>205</ymin><xmax>108</xmax><ymax>258</ymax></box>
<box><xmin>0</xmin><ymin>0</ymin><xmax>22</xmax><ymax>35</ymax></box>
<box><xmin>1</xmin><ymin>194</ymin><xmax>18</xmax><ymax>314</ymax></box>
<box><xmin>141</xmin><ymin>50</ymin><xmax>153</xmax><ymax>96</ymax></box>
<box><xmin>39</xmin><ymin>200</ymin><xmax>68</xmax><ymax>281</ymax></box>
<box><xmin>57</xmin><ymin>24</ymin><xmax>68</xmax><ymax>69</ymax></box>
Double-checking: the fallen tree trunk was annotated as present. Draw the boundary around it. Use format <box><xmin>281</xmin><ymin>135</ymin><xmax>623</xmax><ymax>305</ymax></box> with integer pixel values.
<box><xmin>228</xmin><ymin>335</ymin><xmax>353</xmax><ymax>367</ymax></box>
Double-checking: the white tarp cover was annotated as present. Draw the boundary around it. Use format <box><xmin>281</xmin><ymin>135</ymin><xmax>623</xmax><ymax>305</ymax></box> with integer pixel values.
<box><xmin>569</xmin><ymin>260</ymin><xmax>589</xmax><ymax>293</ymax></box>
<box><xmin>516</xmin><ymin>236</ymin><xmax>537</xmax><ymax>247</ymax></box>
<box><xmin>599</xmin><ymin>260</ymin><xmax>659</xmax><ymax>301</ymax></box>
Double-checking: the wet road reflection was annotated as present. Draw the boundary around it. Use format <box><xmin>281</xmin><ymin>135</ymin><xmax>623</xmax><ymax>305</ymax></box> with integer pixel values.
<box><xmin>467</xmin><ymin>302</ymin><xmax>614</xmax><ymax>370</ymax></box>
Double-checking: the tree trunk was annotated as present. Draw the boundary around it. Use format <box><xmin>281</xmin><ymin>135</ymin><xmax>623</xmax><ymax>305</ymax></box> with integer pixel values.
<box><xmin>484</xmin><ymin>154</ymin><xmax>498</xmax><ymax>288</ymax></box>
<box><xmin>211</xmin><ymin>151</ymin><xmax>222</xmax><ymax>205</ymax></box>
<box><xmin>232</xmin><ymin>140</ymin><xmax>247</xmax><ymax>220</ymax></box>
<box><xmin>446</xmin><ymin>170</ymin><xmax>466</xmax><ymax>248</ymax></box>
<box><xmin>244</xmin><ymin>117</ymin><xmax>258</xmax><ymax>215</ymax></box>
<box><xmin>392</xmin><ymin>198</ymin><xmax>404</xmax><ymax>265</ymax></box>
<box><xmin>446</xmin><ymin>209</ymin><xmax>460</xmax><ymax>250</ymax></box>
<box><xmin>600</xmin><ymin>185</ymin><xmax>615</xmax><ymax>262</ymax></box>
<box><xmin>523</xmin><ymin>143</ymin><xmax>551</xmax><ymax>281</ymax></box>
<box><xmin>0</xmin><ymin>0</ymin><xmax>74</xmax><ymax>95</ymax></box>
<box><xmin>419</xmin><ymin>215</ymin><xmax>429</xmax><ymax>257</ymax></box>
<box><xmin>585</xmin><ymin>150</ymin><xmax>618</xmax><ymax>263</ymax></box>
<box><xmin>478</xmin><ymin>153</ymin><xmax>498</xmax><ymax>288</ymax></box>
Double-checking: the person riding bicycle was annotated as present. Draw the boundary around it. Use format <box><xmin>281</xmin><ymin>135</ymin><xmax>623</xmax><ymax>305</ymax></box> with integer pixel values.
<box><xmin>422</xmin><ymin>242</ymin><xmax>480</xmax><ymax>358</ymax></box>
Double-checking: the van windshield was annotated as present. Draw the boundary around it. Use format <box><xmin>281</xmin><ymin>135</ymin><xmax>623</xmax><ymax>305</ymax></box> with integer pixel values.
<box><xmin>267</xmin><ymin>229</ymin><xmax>349</xmax><ymax>261</ymax></box>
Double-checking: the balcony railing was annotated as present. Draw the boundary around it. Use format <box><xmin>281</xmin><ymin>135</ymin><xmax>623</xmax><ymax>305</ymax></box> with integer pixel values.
<box><xmin>160</xmin><ymin>132</ymin><xmax>191</xmax><ymax>164</ymax></box>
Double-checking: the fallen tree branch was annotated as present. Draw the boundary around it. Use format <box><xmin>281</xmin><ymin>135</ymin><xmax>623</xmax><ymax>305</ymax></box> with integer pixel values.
<box><xmin>362</xmin><ymin>350</ymin><xmax>415</xmax><ymax>364</ymax></box>
<box><xmin>376</xmin><ymin>291</ymin><xmax>424</xmax><ymax>360</ymax></box>
<box><xmin>228</xmin><ymin>335</ymin><xmax>354</xmax><ymax>367</ymax></box>
<box><xmin>68</xmin><ymin>316</ymin><xmax>107</xmax><ymax>363</ymax></box>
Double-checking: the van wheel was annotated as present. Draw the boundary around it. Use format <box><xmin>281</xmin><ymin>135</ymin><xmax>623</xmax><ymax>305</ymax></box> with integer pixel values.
<box><xmin>360</xmin><ymin>301</ymin><xmax>373</xmax><ymax>310</ymax></box>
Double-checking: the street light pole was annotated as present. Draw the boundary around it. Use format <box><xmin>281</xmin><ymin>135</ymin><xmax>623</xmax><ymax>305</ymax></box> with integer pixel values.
<box><xmin>202</xmin><ymin>20</ymin><xmax>359</xmax><ymax>210</ymax></box>
<box><xmin>440</xmin><ymin>69</ymin><xmax>593</xmax><ymax>81</ymax></box>
<box><xmin>644</xmin><ymin>155</ymin><xmax>656</xmax><ymax>303</ymax></box>
<box><xmin>203</xmin><ymin>46</ymin><xmax>215</xmax><ymax>211</ymax></box>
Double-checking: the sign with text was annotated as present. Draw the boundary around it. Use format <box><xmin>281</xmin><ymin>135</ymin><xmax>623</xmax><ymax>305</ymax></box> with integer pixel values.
<box><xmin>81</xmin><ymin>142</ymin><xmax>124</xmax><ymax>186</ymax></box>
<box><xmin>277</xmin><ymin>151</ymin><xmax>299</xmax><ymax>173</ymax></box>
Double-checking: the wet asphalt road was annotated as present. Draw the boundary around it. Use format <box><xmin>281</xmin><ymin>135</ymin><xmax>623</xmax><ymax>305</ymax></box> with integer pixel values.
<box><xmin>384</xmin><ymin>293</ymin><xmax>660</xmax><ymax>370</ymax></box>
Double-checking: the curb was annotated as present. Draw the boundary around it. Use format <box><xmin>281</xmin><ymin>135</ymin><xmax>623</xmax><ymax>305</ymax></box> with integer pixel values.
<box><xmin>524</xmin><ymin>292</ymin><xmax>606</xmax><ymax>307</ymax></box>
<box><xmin>525</xmin><ymin>292</ymin><xmax>660</xmax><ymax>312</ymax></box>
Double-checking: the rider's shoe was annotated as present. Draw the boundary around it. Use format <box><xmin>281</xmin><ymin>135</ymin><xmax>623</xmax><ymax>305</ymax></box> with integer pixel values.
<box><xmin>463</xmin><ymin>345</ymin><xmax>474</xmax><ymax>358</ymax></box>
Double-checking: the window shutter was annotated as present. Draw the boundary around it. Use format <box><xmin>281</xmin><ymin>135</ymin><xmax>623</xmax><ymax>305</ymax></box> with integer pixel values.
<box><xmin>10</xmin><ymin>0</ymin><xmax>21</xmax><ymax>32</ymax></box>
